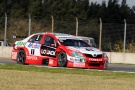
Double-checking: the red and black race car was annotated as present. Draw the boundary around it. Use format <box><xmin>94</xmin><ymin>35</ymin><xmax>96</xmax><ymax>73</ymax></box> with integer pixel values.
<box><xmin>11</xmin><ymin>32</ymin><xmax>108</xmax><ymax>69</ymax></box>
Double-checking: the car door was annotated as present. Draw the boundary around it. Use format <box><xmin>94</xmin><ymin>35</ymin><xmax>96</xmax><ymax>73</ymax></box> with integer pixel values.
<box><xmin>40</xmin><ymin>36</ymin><xmax>57</xmax><ymax>58</ymax></box>
<box><xmin>25</xmin><ymin>34</ymin><xmax>42</xmax><ymax>57</ymax></box>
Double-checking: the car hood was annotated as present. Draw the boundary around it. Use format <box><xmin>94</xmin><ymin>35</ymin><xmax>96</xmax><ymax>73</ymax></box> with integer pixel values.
<box><xmin>67</xmin><ymin>46</ymin><xmax>103</xmax><ymax>55</ymax></box>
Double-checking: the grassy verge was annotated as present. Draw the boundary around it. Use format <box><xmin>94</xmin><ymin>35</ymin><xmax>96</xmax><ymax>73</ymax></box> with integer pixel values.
<box><xmin>0</xmin><ymin>64</ymin><xmax>135</xmax><ymax>90</ymax></box>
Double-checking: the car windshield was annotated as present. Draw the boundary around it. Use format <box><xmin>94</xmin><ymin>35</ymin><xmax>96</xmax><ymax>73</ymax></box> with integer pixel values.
<box><xmin>59</xmin><ymin>39</ymin><xmax>90</xmax><ymax>47</ymax></box>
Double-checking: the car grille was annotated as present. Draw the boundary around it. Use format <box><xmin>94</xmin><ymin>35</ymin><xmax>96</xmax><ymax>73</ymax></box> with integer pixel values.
<box><xmin>84</xmin><ymin>54</ymin><xmax>102</xmax><ymax>58</ymax></box>
<box><xmin>88</xmin><ymin>61</ymin><xmax>101</xmax><ymax>67</ymax></box>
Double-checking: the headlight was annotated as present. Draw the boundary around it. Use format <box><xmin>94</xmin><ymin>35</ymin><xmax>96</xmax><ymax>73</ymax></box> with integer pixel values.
<box><xmin>71</xmin><ymin>52</ymin><xmax>86</xmax><ymax>62</ymax></box>
<box><xmin>103</xmin><ymin>53</ymin><xmax>107</xmax><ymax>60</ymax></box>
<box><xmin>71</xmin><ymin>52</ymin><xmax>83</xmax><ymax>58</ymax></box>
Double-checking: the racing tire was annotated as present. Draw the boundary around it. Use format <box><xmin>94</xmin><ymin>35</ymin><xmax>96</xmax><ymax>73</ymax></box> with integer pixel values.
<box><xmin>57</xmin><ymin>51</ymin><xmax>67</xmax><ymax>67</ymax></box>
<box><xmin>17</xmin><ymin>50</ymin><xmax>27</xmax><ymax>65</ymax></box>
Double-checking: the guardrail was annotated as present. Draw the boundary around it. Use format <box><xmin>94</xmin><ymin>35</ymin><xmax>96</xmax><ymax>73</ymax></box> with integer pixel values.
<box><xmin>0</xmin><ymin>46</ymin><xmax>135</xmax><ymax>64</ymax></box>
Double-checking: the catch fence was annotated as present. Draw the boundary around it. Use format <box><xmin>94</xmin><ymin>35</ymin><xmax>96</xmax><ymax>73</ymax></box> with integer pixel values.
<box><xmin>0</xmin><ymin>15</ymin><xmax>135</xmax><ymax>52</ymax></box>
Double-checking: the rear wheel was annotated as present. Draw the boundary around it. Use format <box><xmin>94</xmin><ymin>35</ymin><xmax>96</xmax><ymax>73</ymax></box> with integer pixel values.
<box><xmin>17</xmin><ymin>50</ymin><xmax>26</xmax><ymax>65</ymax></box>
<box><xmin>57</xmin><ymin>51</ymin><xmax>67</xmax><ymax>67</ymax></box>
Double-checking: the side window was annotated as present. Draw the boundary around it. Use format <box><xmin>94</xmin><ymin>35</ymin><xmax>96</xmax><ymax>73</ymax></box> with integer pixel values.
<box><xmin>84</xmin><ymin>40</ymin><xmax>89</xmax><ymax>44</ymax></box>
<box><xmin>44</xmin><ymin>36</ymin><xmax>56</xmax><ymax>46</ymax></box>
<box><xmin>29</xmin><ymin>35</ymin><xmax>42</xmax><ymax>43</ymax></box>
<box><xmin>34</xmin><ymin>35</ymin><xmax>42</xmax><ymax>43</ymax></box>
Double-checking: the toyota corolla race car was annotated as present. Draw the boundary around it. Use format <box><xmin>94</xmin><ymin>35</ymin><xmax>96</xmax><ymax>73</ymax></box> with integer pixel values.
<box><xmin>11</xmin><ymin>32</ymin><xmax>108</xmax><ymax>69</ymax></box>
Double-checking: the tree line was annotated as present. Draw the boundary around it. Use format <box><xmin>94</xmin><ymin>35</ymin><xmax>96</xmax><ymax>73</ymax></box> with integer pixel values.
<box><xmin>1</xmin><ymin>0</ymin><xmax>135</xmax><ymax>52</ymax></box>
<box><xmin>0</xmin><ymin>0</ymin><xmax>135</xmax><ymax>22</ymax></box>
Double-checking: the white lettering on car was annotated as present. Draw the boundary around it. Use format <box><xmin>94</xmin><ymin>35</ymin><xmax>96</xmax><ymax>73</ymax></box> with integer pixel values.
<box><xmin>49</xmin><ymin>59</ymin><xmax>54</xmax><ymax>65</ymax></box>
<box><xmin>89</xmin><ymin>58</ymin><xmax>102</xmax><ymax>61</ymax></box>
<box><xmin>70</xmin><ymin>58</ymin><xmax>80</xmax><ymax>62</ymax></box>
<box><xmin>73</xmin><ymin>63</ymin><xmax>85</xmax><ymax>67</ymax></box>
<box><xmin>27</xmin><ymin>56</ymin><xmax>38</xmax><ymax>60</ymax></box>
<box><xmin>11</xmin><ymin>52</ymin><xmax>17</xmax><ymax>59</ymax></box>
<box><xmin>41</xmin><ymin>49</ymin><xmax>56</xmax><ymax>56</ymax></box>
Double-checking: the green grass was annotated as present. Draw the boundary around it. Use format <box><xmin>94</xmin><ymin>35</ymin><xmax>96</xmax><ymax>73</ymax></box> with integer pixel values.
<box><xmin>0</xmin><ymin>64</ymin><xmax>134</xmax><ymax>77</ymax></box>
<box><xmin>0</xmin><ymin>64</ymin><xmax>135</xmax><ymax>90</ymax></box>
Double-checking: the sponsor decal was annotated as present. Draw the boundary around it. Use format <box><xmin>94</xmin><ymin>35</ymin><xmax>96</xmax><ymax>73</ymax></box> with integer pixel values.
<box><xmin>73</xmin><ymin>62</ymin><xmax>85</xmax><ymax>67</ymax></box>
<box><xmin>11</xmin><ymin>52</ymin><xmax>17</xmax><ymax>59</ymax></box>
<box><xmin>40</xmin><ymin>45</ymin><xmax>56</xmax><ymax>57</ymax></box>
<box><xmin>85</xmin><ymin>47</ymin><xmax>100</xmax><ymax>51</ymax></box>
<box><xmin>41</xmin><ymin>49</ymin><xmax>56</xmax><ymax>56</ymax></box>
<box><xmin>68</xmin><ymin>55</ymin><xmax>85</xmax><ymax>62</ymax></box>
<box><xmin>27</xmin><ymin>56</ymin><xmax>38</xmax><ymax>60</ymax></box>
<box><xmin>70</xmin><ymin>58</ymin><xmax>81</xmax><ymax>62</ymax></box>
<box><xmin>89</xmin><ymin>58</ymin><xmax>102</xmax><ymax>61</ymax></box>
<box><xmin>85</xmin><ymin>48</ymin><xmax>94</xmax><ymax>51</ymax></box>
<box><xmin>49</xmin><ymin>59</ymin><xmax>54</xmax><ymax>65</ymax></box>
<box><xmin>27</xmin><ymin>43</ymin><xmax>40</xmax><ymax>49</ymax></box>
<box><xmin>16</xmin><ymin>42</ymin><xmax>26</xmax><ymax>46</ymax></box>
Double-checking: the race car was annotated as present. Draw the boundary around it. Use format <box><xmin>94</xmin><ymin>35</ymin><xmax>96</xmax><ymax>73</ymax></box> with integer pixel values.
<box><xmin>11</xmin><ymin>32</ymin><xmax>108</xmax><ymax>69</ymax></box>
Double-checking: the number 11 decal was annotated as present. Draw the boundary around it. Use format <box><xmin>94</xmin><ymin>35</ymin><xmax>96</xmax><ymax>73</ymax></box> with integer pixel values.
<box><xmin>31</xmin><ymin>49</ymin><xmax>35</xmax><ymax>55</ymax></box>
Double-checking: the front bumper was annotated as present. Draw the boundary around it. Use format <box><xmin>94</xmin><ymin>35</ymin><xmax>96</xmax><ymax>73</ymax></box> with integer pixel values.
<box><xmin>67</xmin><ymin>58</ymin><xmax>108</xmax><ymax>69</ymax></box>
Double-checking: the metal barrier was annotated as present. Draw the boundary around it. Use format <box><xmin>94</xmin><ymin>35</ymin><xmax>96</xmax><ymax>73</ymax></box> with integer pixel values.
<box><xmin>0</xmin><ymin>46</ymin><xmax>135</xmax><ymax>64</ymax></box>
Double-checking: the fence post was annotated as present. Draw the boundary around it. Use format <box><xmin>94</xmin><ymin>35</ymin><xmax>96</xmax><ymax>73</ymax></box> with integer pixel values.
<box><xmin>51</xmin><ymin>15</ymin><xmax>54</xmax><ymax>33</ymax></box>
<box><xmin>76</xmin><ymin>17</ymin><xmax>78</xmax><ymax>36</ymax></box>
<box><xmin>28</xmin><ymin>14</ymin><xmax>31</xmax><ymax>36</ymax></box>
<box><xmin>99</xmin><ymin>18</ymin><xmax>102</xmax><ymax>50</ymax></box>
<box><xmin>123</xmin><ymin>19</ymin><xmax>127</xmax><ymax>52</ymax></box>
<box><xmin>4</xmin><ymin>13</ymin><xmax>7</xmax><ymax>42</ymax></box>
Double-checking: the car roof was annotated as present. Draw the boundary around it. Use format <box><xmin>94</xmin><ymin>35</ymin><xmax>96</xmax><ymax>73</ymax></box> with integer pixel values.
<box><xmin>34</xmin><ymin>32</ymin><xmax>81</xmax><ymax>40</ymax></box>
<box><xmin>21</xmin><ymin>32</ymin><xmax>81</xmax><ymax>41</ymax></box>
<box><xmin>35</xmin><ymin>32</ymin><xmax>73</xmax><ymax>36</ymax></box>
<box><xmin>77</xmin><ymin>36</ymin><xmax>94</xmax><ymax>40</ymax></box>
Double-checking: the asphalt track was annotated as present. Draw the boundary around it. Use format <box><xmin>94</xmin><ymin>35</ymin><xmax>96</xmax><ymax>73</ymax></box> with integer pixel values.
<box><xmin>0</xmin><ymin>57</ymin><xmax>135</xmax><ymax>73</ymax></box>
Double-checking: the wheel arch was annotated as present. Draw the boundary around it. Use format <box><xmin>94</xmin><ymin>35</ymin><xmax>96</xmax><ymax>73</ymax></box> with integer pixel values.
<box><xmin>18</xmin><ymin>47</ymin><xmax>29</xmax><ymax>56</ymax></box>
<box><xmin>17</xmin><ymin>48</ymin><xmax>28</xmax><ymax>65</ymax></box>
<box><xmin>57</xmin><ymin>48</ymin><xmax>66</xmax><ymax>54</ymax></box>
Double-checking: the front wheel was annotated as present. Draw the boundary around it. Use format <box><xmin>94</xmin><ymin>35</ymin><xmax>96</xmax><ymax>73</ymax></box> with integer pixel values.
<box><xmin>57</xmin><ymin>51</ymin><xmax>67</xmax><ymax>67</ymax></box>
<box><xmin>17</xmin><ymin>50</ymin><xmax>26</xmax><ymax>65</ymax></box>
